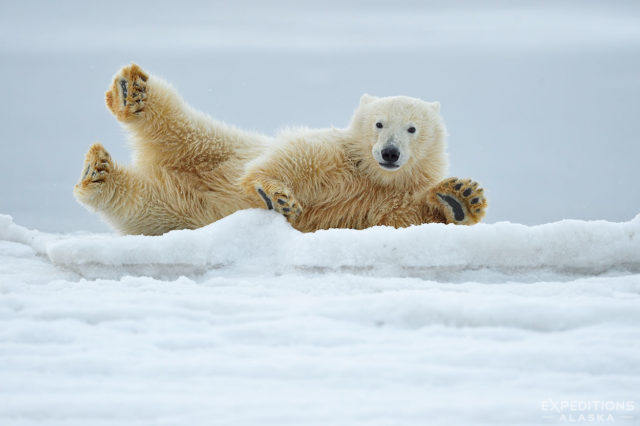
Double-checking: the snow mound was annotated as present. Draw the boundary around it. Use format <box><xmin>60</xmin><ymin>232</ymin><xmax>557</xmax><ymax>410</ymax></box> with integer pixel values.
<box><xmin>2</xmin><ymin>211</ymin><xmax>639</xmax><ymax>425</ymax></box>
<box><xmin>1</xmin><ymin>210</ymin><xmax>639</xmax><ymax>281</ymax></box>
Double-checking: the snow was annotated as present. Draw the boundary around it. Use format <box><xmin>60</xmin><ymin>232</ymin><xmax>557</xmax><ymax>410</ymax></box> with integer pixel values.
<box><xmin>2</xmin><ymin>211</ymin><xmax>640</xmax><ymax>282</ymax></box>
<box><xmin>1</xmin><ymin>211</ymin><xmax>640</xmax><ymax>425</ymax></box>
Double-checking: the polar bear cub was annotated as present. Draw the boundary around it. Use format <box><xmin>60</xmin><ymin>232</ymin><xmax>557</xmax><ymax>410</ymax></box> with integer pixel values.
<box><xmin>74</xmin><ymin>64</ymin><xmax>487</xmax><ymax>235</ymax></box>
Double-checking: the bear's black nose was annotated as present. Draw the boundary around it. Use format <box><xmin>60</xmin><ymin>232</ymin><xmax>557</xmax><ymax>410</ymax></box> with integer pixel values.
<box><xmin>381</xmin><ymin>146</ymin><xmax>400</xmax><ymax>163</ymax></box>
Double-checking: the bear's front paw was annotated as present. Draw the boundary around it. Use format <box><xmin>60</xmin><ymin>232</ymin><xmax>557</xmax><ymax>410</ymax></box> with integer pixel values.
<box><xmin>429</xmin><ymin>177</ymin><xmax>487</xmax><ymax>225</ymax></box>
<box><xmin>256</xmin><ymin>186</ymin><xmax>303</xmax><ymax>220</ymax></box>
<box><xmin>105</xmin><ymin>63</ymin><xmax>148</xmax><ymax>121</ymax></box>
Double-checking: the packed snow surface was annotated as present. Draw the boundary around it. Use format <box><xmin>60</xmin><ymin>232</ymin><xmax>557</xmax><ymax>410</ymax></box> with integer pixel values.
<box><xmin>1</xmin><ymin>210</ymin><xmax>639</xmax><ymax>425</ymax></box>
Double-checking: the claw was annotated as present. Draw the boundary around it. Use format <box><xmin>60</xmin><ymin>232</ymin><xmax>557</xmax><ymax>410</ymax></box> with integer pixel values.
<box><xmin>256</xmin><ymin>188</ymin><xmax>274</xmax><ymax>210</ymax></box>
<box><xmin>119</xmin><ymin>80</ymin><xmax>127</xmax><ymax>106</ymax></box>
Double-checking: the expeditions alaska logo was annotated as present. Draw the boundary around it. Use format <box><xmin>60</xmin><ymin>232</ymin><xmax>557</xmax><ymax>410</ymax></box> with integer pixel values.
<box><xmin>541</xmin><ymin>400</ymin><xmax>635</xmax><ymax>423</ymax></box>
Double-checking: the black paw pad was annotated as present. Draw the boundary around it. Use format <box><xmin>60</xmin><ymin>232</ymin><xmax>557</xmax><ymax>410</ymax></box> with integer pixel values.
<box><xmin>462</xmin><ymin>188</ymin><xmax>472</xmax><ymax>197</ymax></box>
<box><xmin>277</xmin><ymin>198</ymin><xmax>287</xmax><ymax>205</ymax></box>
<box><xmin>471</xmin><ymin>197</ymin><xmax>479</xmax><ymax>204</ymax></box>
<box><xmin>437</xmin><ymin>194</ymin><xmax>465</xmax><ymax>222</ymax></box>
<box><xmin>454</xmin><ymin>182</ymin><xmax>463</xmax><ymax>190</ymax></box>
<box><xmin>257</xmin><ymin>188</ymin><xmax>273</xmax><ymax>210</ymax></box>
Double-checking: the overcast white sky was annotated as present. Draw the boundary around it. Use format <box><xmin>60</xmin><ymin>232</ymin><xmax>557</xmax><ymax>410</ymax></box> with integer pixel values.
<box><xmin>0</xmin><ymin>0</ymin><xmax>639</xmax><ymax>232</ymax></box>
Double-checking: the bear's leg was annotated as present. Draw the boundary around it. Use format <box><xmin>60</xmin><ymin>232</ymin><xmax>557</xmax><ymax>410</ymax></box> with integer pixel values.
<box><xmin>427</xmin><ymin>177</ymin><xmax>487</xmax><ymax>225</ymax></box>
<box><xmin>73</xmin><ymin>143</ymin><xmax>173</xmax><ymax>235</ymax></box>
<box><xmin>73</xmin><ymin>142</ymin><xmax>150</xmax><ymax>230</ymax></box>
<box><xmin>105</xmin><ymin>63</ymin><xmax>202</xmax><ymax>158</ymax></box>
<box><xmin>105</xmin><ymin>63</ymin><xmax>259</xmax><ymax>170</ymax></box>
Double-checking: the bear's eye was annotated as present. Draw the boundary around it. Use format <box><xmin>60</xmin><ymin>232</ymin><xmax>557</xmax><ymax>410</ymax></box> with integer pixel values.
<box><xmin>376</xmin><ymin>122</ymin><xmax>383</xmax><ymax>129</ymax></box>
<box><xmin>408</xmin><ymin>127</ymin><xmax>416</xmax><ymax>133</ymax></box>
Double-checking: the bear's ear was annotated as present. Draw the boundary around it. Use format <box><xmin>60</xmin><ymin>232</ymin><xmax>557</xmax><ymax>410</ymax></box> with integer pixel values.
<box><xmin>431</xmin><ymin>101</ymin><xmax>441</xmax><ymax>113</ymax></box>
<box><xmin>359</xmin><ymin>94</ymin><xmax>378</xmax><ymax>107</ymax></box>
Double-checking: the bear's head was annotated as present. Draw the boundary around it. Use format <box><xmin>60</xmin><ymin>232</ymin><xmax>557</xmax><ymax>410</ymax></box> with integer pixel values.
<box><xmin>348</xmin><ymin>94</ymin><xmax>448</xmax><ymax>189</ymax></box>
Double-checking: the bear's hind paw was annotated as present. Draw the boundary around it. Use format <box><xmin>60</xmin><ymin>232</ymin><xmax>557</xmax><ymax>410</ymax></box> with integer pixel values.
<box><xmin>74</xmin><ymin>143</ymin><xmax>113</xmax><ymax>201</ymax></box>
<box><xmin>105</xmin><ymin>64</ymin><xmax>148</xmax><ymax>121</ymax></box>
